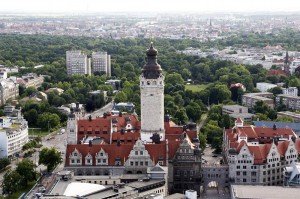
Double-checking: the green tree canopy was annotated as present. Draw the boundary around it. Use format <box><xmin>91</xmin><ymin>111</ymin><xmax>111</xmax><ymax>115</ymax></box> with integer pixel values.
<box><xmin>39</xmin><ymin>147</ymin><xmax>61</xmax><ymax>172</ymax></box>
<box><xmin>16</xmin><ymin>159</ymin><xmax>36</xmax><ymax>187</ymax></box>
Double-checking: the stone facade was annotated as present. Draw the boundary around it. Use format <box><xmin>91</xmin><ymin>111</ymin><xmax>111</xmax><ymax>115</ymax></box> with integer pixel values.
<box><xmin>169</xmin><ymin>139</ymin><xmax>202</xmax><ymax>194</ymax></box>
<box><xmin>125</xmin><ymin>139</ymin><xmax>155</xmax><ymax>174</ymax></box>
<box><xmin>140</xmin><ymin>44</ymin><xmax>165</xmax><ymax>142</ymax></box>
<box><xmin>223</xmin><ymin>119</ymin><xmax>300</xmax><ymax>186</ymax></box>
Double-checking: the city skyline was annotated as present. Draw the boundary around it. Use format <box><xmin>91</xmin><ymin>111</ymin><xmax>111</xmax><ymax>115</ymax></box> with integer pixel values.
<box><xmin>1</xmin><ymin>0</ymin><xmax>300</xmax><ymax>14</ymax></box>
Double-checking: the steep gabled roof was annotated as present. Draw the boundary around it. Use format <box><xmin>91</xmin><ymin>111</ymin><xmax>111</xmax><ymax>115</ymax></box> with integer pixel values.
<box><xmin>65</xmin><ymin>143</ymin><xmax>133</xmax><ymax>167</ymax></box>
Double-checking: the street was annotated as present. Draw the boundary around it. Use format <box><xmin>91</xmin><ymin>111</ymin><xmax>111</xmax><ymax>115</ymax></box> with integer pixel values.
<box><xmin>0</xmin><ymin>101</ymin><xmax>114</xmax><ymax>197</ymax></box>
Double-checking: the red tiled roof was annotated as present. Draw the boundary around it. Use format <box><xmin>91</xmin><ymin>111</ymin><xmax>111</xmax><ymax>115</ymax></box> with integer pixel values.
<box><xmin>77</xmin><ymin>114</ymin><xmax>140</xmax><ymax>143</ymax></box>
<box><xmin>276</xmin><ymin>141</ymin><xmax>290</xmax><ymax>157</ymax></box>
<box><xmin>65</xmin><ymin>143</ymin><xmax>133</xmax><ymax>167</ymax></box>
<box><xmin>225</xmin><ymin>124</ymin><xmax>300</xmax><ymax>165</ymax></box>
<box><xmin>235</xmin><ymin>118</ymin><xmax>243</xmax><ymax>123</ymax></box>
<box><xmin>111</xmin><ymin>132</ymin><xmax>140</xmax><ymax>143</ymax></box>
<box><xmin>65</xmin><ymin>139</ymin><xmax>182</xmax><ymax>167</ymax></box>
<box><xmin>227</xmin><ymin>126</ymin><xmax>296</xmax><ymax>142</ymax></box>
<box><xmin>267</xmin><ymin>70</ymin><xmax>287</xmax><ymax>77</ymax></box>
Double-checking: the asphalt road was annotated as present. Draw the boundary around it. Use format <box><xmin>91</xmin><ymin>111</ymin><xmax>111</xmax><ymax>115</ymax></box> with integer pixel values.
<box><xmin>0</xmin><ymin>102</ymin><xmax>114</xmax><ymax>197</ymax></box>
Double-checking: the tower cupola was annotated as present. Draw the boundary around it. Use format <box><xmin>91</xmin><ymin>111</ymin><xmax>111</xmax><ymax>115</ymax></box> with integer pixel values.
<box><xmin>142</xmin><ymin>43</ymin><xmax>162</xmax><ymax>79</ymax></box>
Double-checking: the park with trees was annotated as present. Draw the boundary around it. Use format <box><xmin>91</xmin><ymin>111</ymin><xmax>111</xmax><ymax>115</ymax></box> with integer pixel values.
<box><xmin>0</xmin><ymin>32</ymin><xmax>299</xmax><ymax>168</ymax></box>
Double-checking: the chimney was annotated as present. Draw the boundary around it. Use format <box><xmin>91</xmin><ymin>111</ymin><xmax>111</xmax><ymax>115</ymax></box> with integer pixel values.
<box><xmin>88</xmin><ymin>115</ymin><xmax>92</xmax><ymax>121</ymax></box>
<box><xmin>273</xmin><ymin>124</ymin><xmax>277</xmax><ymax>130</ymax></box>
<box><xmin>117</xmin><ymin>139</ymin><xmax>121</xmax><ymax>146</ymax></box>
<box><xmin>89</xmin><ymin>140</ymin><xmax>93</xmax><ymax>147</ymax></box>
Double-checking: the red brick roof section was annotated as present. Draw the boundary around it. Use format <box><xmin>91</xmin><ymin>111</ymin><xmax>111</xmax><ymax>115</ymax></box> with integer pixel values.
<box><xmin>77</xmin><ymin>114</ymin><xmax>140</xmax><ymax>143</ymax></box>
<box><xmin>225</xmin><ymin>125</ymin><xmax>299</xmax><ymax>165</ymax></box>
<box><xmin>267</xmin><ymin>70</ymin><xmax>287</xmax><ymax>77</ymax></box>
<box><xmin>65</xmin><ymin>144</ymin><xmax>134</xmax><ymax>167</ymax></box>
<box><xmin>65</xmin><ymin>140</ymin><xmax>181</xmax><ymax>167</ymax></box>
<box><xmin>235</xmin><ymin>118</ymin><xmax>243</xmax><ymax>123</ymax></box>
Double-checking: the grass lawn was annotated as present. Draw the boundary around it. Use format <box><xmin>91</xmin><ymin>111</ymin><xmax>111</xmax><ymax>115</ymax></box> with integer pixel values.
<box><xmin>185</xmin><ymin>84</ymin><xmax>208</xmax><ymax>92</ymax></box>
<box><xmin>7</xmin><ymin>181</ymin><xmax>36</xmax><ymax>199</ymax></box>
<box><xmin>28</xmin><ymin>128</ymin><xmax>49</xmax><ymax>136</ymax></box>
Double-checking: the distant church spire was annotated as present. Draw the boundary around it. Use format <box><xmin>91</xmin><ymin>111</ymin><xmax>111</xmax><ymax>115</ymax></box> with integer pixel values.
<box><xmin>284</xmin><ymin>50</ymin><xmax>290</xmax><ymax>75</ymax></box>
<box><xmin>284</xmin><ymin>50</ymin><xmax>289</xmax><ymax>65</ymax></box>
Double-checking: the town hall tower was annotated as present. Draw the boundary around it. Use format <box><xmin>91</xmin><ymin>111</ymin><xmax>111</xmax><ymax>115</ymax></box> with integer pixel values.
<box><xmin>140</xmin><ymin>43</ymin><xmax>165</xmax><ymax>142</ymax></box>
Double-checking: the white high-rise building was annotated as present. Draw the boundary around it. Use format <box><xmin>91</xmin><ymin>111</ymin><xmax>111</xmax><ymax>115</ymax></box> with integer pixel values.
<box><xmin>140</xmin><ymin>44</ymin><xmax>165</xmax><ymax>142</ymax></box>
<box><xmin>92</xmin><ymin>52</ymin><xmax>111</xmax><ymax>76</ymax></box>
<box><xmin>66</xmin><ymin>51</ymin><xmax>91</xmax><ymax>76</ymax></box>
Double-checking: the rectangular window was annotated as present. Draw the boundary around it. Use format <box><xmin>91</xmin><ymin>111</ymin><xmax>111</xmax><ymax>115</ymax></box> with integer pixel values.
<box><xmin>135</xmin><ymin>162</ymin><xmax>138</xmax><ymax>166</ymax></box>
<box><xmin>140</xmin><ymin>151</ymin><xmax>143</xmax><ymax>155</ymax></box>
<box><xmin>190</xmin><ymin>171</ymin><xmax>194</xmax><ymax>176</ymax></box>
<box><xmin>145</xmin><ymin>161</ymin><xmax>148</xmax><ymax>166</ymax></box>
<box><xmin>140</xmin><ymin>162</ymin><xmax>143</xmax><ymax>166</ymax></box>
<box><xmin>103</xmin><ymin>159</ymin><xmax>106</xmax><ymax>163</ymax></box>
<box><xmin>130</xmin><ymin>161</ymin><xmax>133</xmax><ymax>166</ymax></box>
<box><xmin>135</xmin><ymin>151</ymin><xmax>138</xmax><ymax>155</ymax></box>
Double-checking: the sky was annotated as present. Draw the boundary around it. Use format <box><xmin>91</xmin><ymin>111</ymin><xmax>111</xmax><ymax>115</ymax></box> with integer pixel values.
<box><xmin>0</xmin><ymin>0</ymin><xmax>300</xmax><ymax>13</ymax></box>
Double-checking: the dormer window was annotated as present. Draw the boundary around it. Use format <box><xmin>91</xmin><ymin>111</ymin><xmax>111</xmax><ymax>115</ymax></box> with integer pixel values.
<box><xmin>74</xmin><ymin>153</ymin><xmax>77</xmax><ymax>156</ymax></box>
<box><xmin>96</xmin><ymin>148</ymin><xmax>108</xmax><ymax>166</ymax></box>
<box><xmin>115</xmin><ymin>157</ymin><xmax>121</xmax><ymax>166</ymax></box>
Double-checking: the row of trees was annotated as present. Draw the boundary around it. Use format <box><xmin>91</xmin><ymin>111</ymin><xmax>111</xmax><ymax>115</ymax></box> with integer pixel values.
<box><xmin>2</xmin><ymin>159</ymin><xmax>36</xmax><ymax>195</ymax></box>
<box><xmin>200</xmin><ymin>105</ymin><xmax>232</xmax><ymax>153</ymax></box>
<box><xmin>1</xmin><ymin>147</ymin><xmax>61</xmax><ymax>195</ymax></box>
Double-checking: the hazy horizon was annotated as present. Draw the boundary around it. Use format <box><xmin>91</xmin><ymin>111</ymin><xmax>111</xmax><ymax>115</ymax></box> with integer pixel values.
<box><xmin>1</xmin><ymin>0</ymin><xmax>300</xmax><ymax>14</ymax></box>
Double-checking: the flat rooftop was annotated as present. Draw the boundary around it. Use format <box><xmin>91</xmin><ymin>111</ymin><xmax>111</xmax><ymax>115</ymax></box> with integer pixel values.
<box><xmin>231</xmin><ymin>185</ymin><xmax>300</xmax><ymax>199</ymax></box>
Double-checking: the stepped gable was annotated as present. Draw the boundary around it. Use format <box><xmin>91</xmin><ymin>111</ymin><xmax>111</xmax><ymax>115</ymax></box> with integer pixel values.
<box><xmin>65</xmin><ymin>144</ymin><xmax>133</xmax><ymax>167</ymax></box>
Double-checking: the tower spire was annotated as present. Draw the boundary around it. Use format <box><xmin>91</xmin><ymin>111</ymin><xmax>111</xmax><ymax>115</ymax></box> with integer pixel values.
<box><xmin>284</xmin><ymin>50</ymin><xmax>290</xmax><ymax>75</ymax></box>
